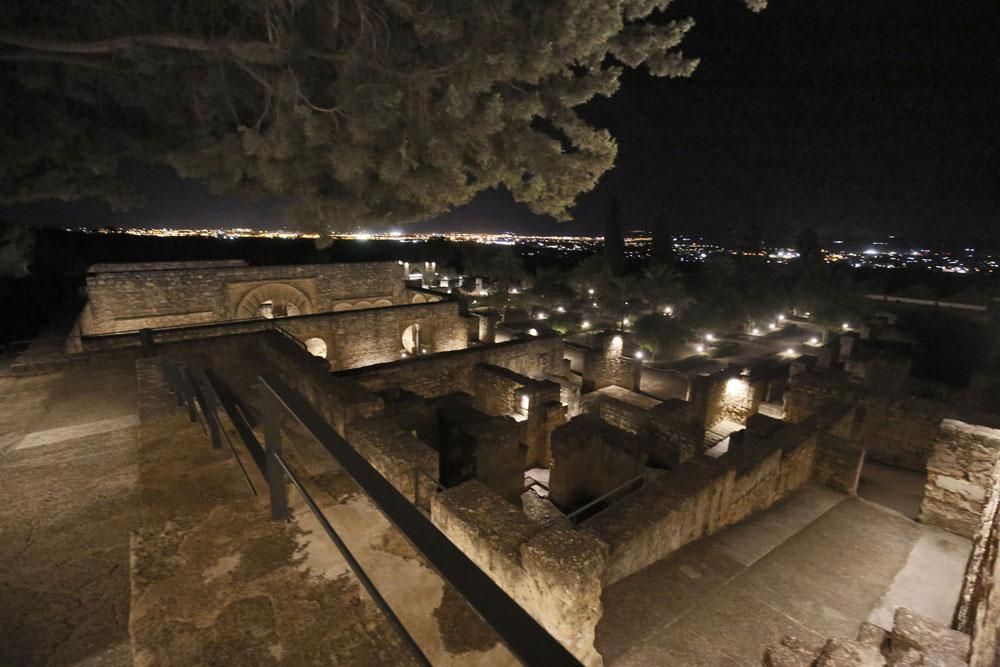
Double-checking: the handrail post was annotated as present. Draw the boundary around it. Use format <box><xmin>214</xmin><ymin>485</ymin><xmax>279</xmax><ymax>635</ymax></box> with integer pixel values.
<box><xmin>192</xmin><ymin>368</ymin><xmax>221</xmax><ymax>449</ymax></box>
<box><xmin>260</xmin><ymin>384</ymin><xmax>289</xmax><ymax>520</ymax></box>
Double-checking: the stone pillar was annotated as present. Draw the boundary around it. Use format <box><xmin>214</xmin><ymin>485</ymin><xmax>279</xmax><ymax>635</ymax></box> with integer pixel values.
<box><xmin>478</xmin><ymin>312</ymin><xmax>498</xmax><ymax>345</ymax></box>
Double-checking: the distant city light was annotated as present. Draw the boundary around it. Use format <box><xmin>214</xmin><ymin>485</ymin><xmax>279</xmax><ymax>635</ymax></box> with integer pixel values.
<box><xmin>356</xmin><ymin>232</ymin><xmax>371</xmax><ymax>241</ymax></box>
<box><xmin>784</xmin><ymin>348</ymin><xmax>797</xmax><ymax>357</ymax></box>
<box><xmin>556</xmin><ymin>306</ymin><xmax>566</xmax><ymax>313</ymax></box>
<box><xmin>695</xmin><ymin>344</ymin><xmax>705</xmax><ymax>354</ymax></box>
<box><xmin>768</xmin><ymin>323</ymin><xmax>777</xmax><ymax>330</ymax></box>
<box><xmin>777</xmin><ymin>314</ymin><xmax>786</xmax><ymax>322</ymax></box>
<box><xmin>588</xmin><ymin>288</ymin><xmax>595</xmax><ymax>295</ymax></box>
<box><xmin>705</xmin><ymin>333</ymin><xmax>716</xmax><ymax>342</ymax></box>
<box><xmin>842</xmin><ymin>322</ymin><xmax>851</xmax><ymax>330</ymax></box>
<box><xmin>581</xmin><ymin>320</ymin><xmax>591</xmax><ymax>329</ymax></box>
<box><xmin>663</xmin><ymin>306</ymin><xmax>674</xmax><ymax>316</ymax></box>
<box><xmin>634</xmin><ymin>350</ymin><xmax>645</xmax><ymax>360</ymax></box>
<box><xmin>536</xmin><ymin>312</ymin><xmax>547</xmax><ymax>320</ymax></box>
<box><xmin>751</xmin><ymin>327</ymin><xmax>761</xmax><ymax>336</ymax></box>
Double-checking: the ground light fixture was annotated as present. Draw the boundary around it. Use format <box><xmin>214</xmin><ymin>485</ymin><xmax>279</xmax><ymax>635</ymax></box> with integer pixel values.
<box><xmin>842</xmin><ymin>322</ymin><xmax>851</xmax><ymax>330</ymax></box>
<box><xmin>768</xmin><ymin>322</ymin><xmax>777</xmax><ymax>330</ymax></box>
<box><xmin>536</xmin><ymin>312</ymin><xmax>547</xmax><ymax>320</ymax></box>
<box><xmin>784</xmin><ymin>348</ymin><xmax>796</xmax><ymax>357</ymax></box>
<box><xmin>634</xmin><ymin>350</ymin><xmax>644</xmax><ymax>360</ymax></box>
<box><xmin>527</xmin><ymin>328</ymin><xmax>539</xmax><ymax>336</ymax></box>
<box><xmin>664</xmin><ymin>306</ymin><xmax>674</xmax><ymax>315</ymax></box>
<box><xmin>705</xmin><ymin>333</ymin><xmax>716</xmax><ymax>342</ymax></box>
<box><xmin>808</xmin><ymin>337</ymin><xmax>819</xmax><ymax>345</ymax></box>
<box><xmin>695</xmin><ymin>344</ymin><xmax>706</xmax><ymax>354</ymax></box>
<box><xmin>751</xmin><ymin>327</ymin><xmax>761</xmax><ymax>336</ymax></box>
<box><xmin>581</xmin><ymin>320</ymin><xmax>591</xmax><ymax>329</ymax></box>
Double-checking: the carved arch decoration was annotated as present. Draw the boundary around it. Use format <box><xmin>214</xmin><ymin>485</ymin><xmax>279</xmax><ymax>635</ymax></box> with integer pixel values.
<box><xmin>235</xmin><ymin>282</ymin><xmax>314</xmax><ymax>320</ymax></box>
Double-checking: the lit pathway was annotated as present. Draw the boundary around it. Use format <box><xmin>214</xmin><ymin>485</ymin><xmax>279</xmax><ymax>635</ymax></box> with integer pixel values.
<box><xmin>596</xmin><ymin>484</ymin><xmax>971</xmax><ymax>666</ymax></box>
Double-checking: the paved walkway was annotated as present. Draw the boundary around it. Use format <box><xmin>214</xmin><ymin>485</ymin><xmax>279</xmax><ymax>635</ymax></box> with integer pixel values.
<box><xmin>0</xmin><ymin>358</ymin><xmax>140</xmax><ymax>666</ymax></box>
<box><xmin>596</xmin><ymin>484</ymin><xmax>971</xmax><ymax>665</ymax></box>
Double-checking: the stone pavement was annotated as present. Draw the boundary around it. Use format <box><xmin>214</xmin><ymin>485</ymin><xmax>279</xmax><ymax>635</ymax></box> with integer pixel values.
<box><xmin>596</xmin><ymin>484</ymin><xmax>971</xmax><ymax>666</ymax></box>
<box><xmin>0</xmin><ymin>358</ymin><xmax>140</xmax><ymax>666</ymax></box>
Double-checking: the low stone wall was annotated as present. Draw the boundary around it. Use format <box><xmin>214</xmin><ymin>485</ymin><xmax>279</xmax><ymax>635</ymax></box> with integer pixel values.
<box><xmin>338</xmin><ymin>335</ymin><xmax>566</xmax><ymax>398</ymax></box>
<box><xmin>583</xmin><ymin>421</ymin><xmax>818</xmax><ymax>585</ymax></box>
<box><xmin>549</xmin><ymin>415</ymin><xmax>648</xmax><ymax>514</ymax></box>
<box><xmin>431</xmin><ymin>481</ymin><xmax>608</xmax><ymax>666</ymax></box>
<box><xmin>920</xmin><ymin>420</ymin><xmax>1000</xmax><ymax>538</ymax></box>
<box><xmin>648</xmin><ymin>399</ymin><xmax>703</xmax><ymax>467</ymax></box>
<box><xmin>579</xmin><ymin>390</ymin><xmax>658</xmax><ymax>438</ymax></box>
<box><xmin>784</xmin><ymin>371</ymin><xmax>945</xmax><ymax>470</ymax></box>
<box><xmin>813</xmin><ymin>432</ymin><xmax>866</xmax><ymax>494</ymax></box>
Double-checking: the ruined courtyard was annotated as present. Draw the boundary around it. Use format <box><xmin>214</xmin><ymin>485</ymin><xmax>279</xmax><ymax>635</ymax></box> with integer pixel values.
<box><xmin>3</xmin><ymin>258</ymin><xmax>999</xmax><ymax>667</ymax></box>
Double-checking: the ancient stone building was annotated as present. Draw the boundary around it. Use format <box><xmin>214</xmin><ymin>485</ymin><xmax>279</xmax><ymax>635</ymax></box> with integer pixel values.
<box><xmin>26</xmin><ymin>258</ymin><xmax>1000</xmax><ymax>666</ymax></box>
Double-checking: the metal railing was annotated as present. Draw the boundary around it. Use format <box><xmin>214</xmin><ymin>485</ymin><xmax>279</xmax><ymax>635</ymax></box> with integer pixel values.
<box><xmin>533</xmin><ymin>471</ymin><xmax>649</xmax><ymax>535</ymax></box>
<box><xmin>256</xmin><ymin>370</ymin><xmax>581</xmax><ymax>666</ymax></box>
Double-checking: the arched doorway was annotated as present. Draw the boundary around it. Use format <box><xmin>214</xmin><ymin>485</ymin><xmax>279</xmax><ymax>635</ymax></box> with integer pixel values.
<box><xmin>235</xmin><ymin>283</ymin><xmax>314</xmax><ymax>320</ymax></box>
<box><xmin>304</xmin><ymin>337</ymin><xmax>327</xmax><ymax>359</ymax></box>
<box><xmin>402</xmin><ymin>323</ymin><xmax>421</xmax><ymax>354</ymax></box>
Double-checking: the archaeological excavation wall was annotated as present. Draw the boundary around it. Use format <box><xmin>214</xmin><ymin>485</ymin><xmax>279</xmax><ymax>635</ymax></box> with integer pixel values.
<box><xmin>82</xmin><ymin>300</ymin><xmax>468</xmax><ymax>370</ymax></box>
<box><xmin>784</xmin><ymin>370</ymin><xmax>947</xmax><ymax>470</ymax></box>
<box><xmin>920</xmin><ymin>420</ymin><xmax>1000</xmax><ymax>538</ymax></box>
<box><xmin>78</xmin><ymin>260</ymin><xmax>415</xmax><ymax>335</ymax></box>
<box><xmin>336</xmin><ymin>335</ymin><xmax>567</xmax><ymax>398</ymax></box>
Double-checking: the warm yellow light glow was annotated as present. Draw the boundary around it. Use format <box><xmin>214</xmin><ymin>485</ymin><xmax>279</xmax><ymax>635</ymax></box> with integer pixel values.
<box><xmin>588</xmin><ymin>288</ymin><xmax>595</xmax><ymax>295</ymax></box>
<box><xmin>705</xmin><ymin>333</ymin><xmax>716</xmax><ymax>342</ymax></box>
<box><xmin>809</xmin><ymin>337</ymin><xmax>819</xmax><ymax>345</ymax></box>
<box><xmin>635</xmin><ymin>350</ymin><xmax>644</xmax><ymax>360</ymax></box>
<box><xmin>528</xmin><ymin>328</ymin><xmax>539</xmax><ymax>336</ymax></box>
<box><xmin>581</xmin><ymin>320</ymin><xmax>591</xmax><ymax>329</ymax></box>
<box><xmin>612</xmin><ymin>335</ymin><xmax>623</xmax><ymax>346</ymax></box>
<box><xmin>725</xmin><ymin>377</ymin><xmax>748</xmax><ymax>398</ymax></box>
<box><xmin>784</xmin><ymin>348</ymin><xmax>797</xmax><ymax>357</ymax></box>
<box><xmin>768</xmin><ymin>323</ymin><xmax>777</xmax><ymax>330</ymax></box>
<box><xmin>777</xmin><ymin>314</ymin><xmax>786</xmax><ymax>322</ymax></box>
<box><xmin>536</xmin><ymin>312</ymin><xmax>547</xmax><ymax>320</ymax></box>
<box><xmin>556</xmin><ymin>306</ymin><xmax>565</xmax><ymax>313</ymax></box>
<box><xmin>520</xmin><ymin>394</ymin><xmax>530</xmax><ymax>411</ymax></box>
<box><xmin>695</xmin><ymin>344</ymin><xmax>705</xmax><ymax>354</ymax></box>
<box><xmin>664</xmin><ymin>306</ymin><xmax>674</xmax><ymax>315</ymax></box>
<box><xmin>842</xmin><ymin>322</ymin><xmax>850</xmax><ymax>330</ymax></box>
<box><xmin>751</xmin><ymin>327</ymin><xmax>761</xmax><ymax>336</ymax></box>
<box><xmin>622</xmin><ymin>317</ymin><xmax>630</xmax><ymax>326</ymax></box>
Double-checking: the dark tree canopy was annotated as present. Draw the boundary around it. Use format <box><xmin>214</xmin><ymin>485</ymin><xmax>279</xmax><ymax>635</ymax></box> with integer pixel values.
<box><xmin>0</xmin><ymin>0</ymin><xmax>764</xmax><ymax>232</ymax></box>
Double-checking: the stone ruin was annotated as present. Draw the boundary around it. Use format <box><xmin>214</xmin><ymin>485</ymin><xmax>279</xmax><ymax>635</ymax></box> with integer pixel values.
<box><xmin>50</xmin><ymin>260</ymin><xmax>1000</xmax><ymax>665</ymax></box>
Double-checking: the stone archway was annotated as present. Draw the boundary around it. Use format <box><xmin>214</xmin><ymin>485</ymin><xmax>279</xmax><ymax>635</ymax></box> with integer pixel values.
<box><xmin>235</xmin><ymin>283</ymin><xmax>314</xmax><ymax>320</ymax></box>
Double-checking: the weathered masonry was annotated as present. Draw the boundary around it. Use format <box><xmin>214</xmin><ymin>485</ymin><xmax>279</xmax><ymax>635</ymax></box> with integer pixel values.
<box><xmin>76</xmin><ymin>260</ymin><xmax>433</xmax><ymax>335</ymax></box>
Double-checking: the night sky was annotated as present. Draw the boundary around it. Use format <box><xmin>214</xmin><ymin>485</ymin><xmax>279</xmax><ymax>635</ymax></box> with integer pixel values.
<box><xmin>3</xmin><ymin>0</ymin><xmax>997</xmax><ymax>241</ymax></box>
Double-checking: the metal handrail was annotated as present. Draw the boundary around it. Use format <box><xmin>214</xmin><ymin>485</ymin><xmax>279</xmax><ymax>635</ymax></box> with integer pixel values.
<box><xmin>538</xmin><ymin>471</ymin><xmax>648</xmax><ymax>534</ymax></box>
<box><xmin>271</xmin><ymin>451</ymin><xmax>431</xmax><ymax>667</ymax></box>
<box><xmin>258</xmin><ymin>371</ymin><xmax>581</xmax><ymax>666</ymax></box>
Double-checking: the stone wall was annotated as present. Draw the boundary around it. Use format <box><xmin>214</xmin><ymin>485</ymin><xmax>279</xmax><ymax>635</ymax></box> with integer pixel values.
<box><xmin>579</xmin><ymin>388</ymin><xmax>659</xmax><ymax>438</ymax></box>
<box><xmin>549</xmin><ymin>415</ymin><xmax>648</xmax><ymax>514</ymax></box>
<box><xmin>648</xmin><ymin>399</ymin><xmax>703</xmax><ymax>467</ymax></box>
<box><xmin>579</xmin><ymin>332</ymin><xmax>638</xmax><ymax>392</ymax></box>
<box><xmin>431</xmin><ymin>481</ymin><xmax>608</xmax><ymax>666</ymax></box>
<box><xmin>920</xmin><ymin>420</ymin><xmax>1000</xmax><ymax>538</ymax></box>
<box><xmin>80</xmin><ymin>260</ymin><xmax>409</xmax><ymax>334</ymax></box>
<box><xmin>957</xmin><ymin>456</ymin><xmax>1000</xmax><ymax>666</ymax></box>
<box><xmin>784</xmin><ymin>371</ymin><xmax>946</xmax><ymax>470</ymax></box>
<box><xmin>582</xmin><ymin>420</ymin><xmax>818</xmax><ymax>585</ymax></box>
<box><xmin>338</xmin><ymin>335</ymin><xmax>566</xmax><ymax>398</ymax></box>
<box><xmin>83</xmin><ymin>300</ymin><xmax>468</xmax><ymax>371</ymax></box>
